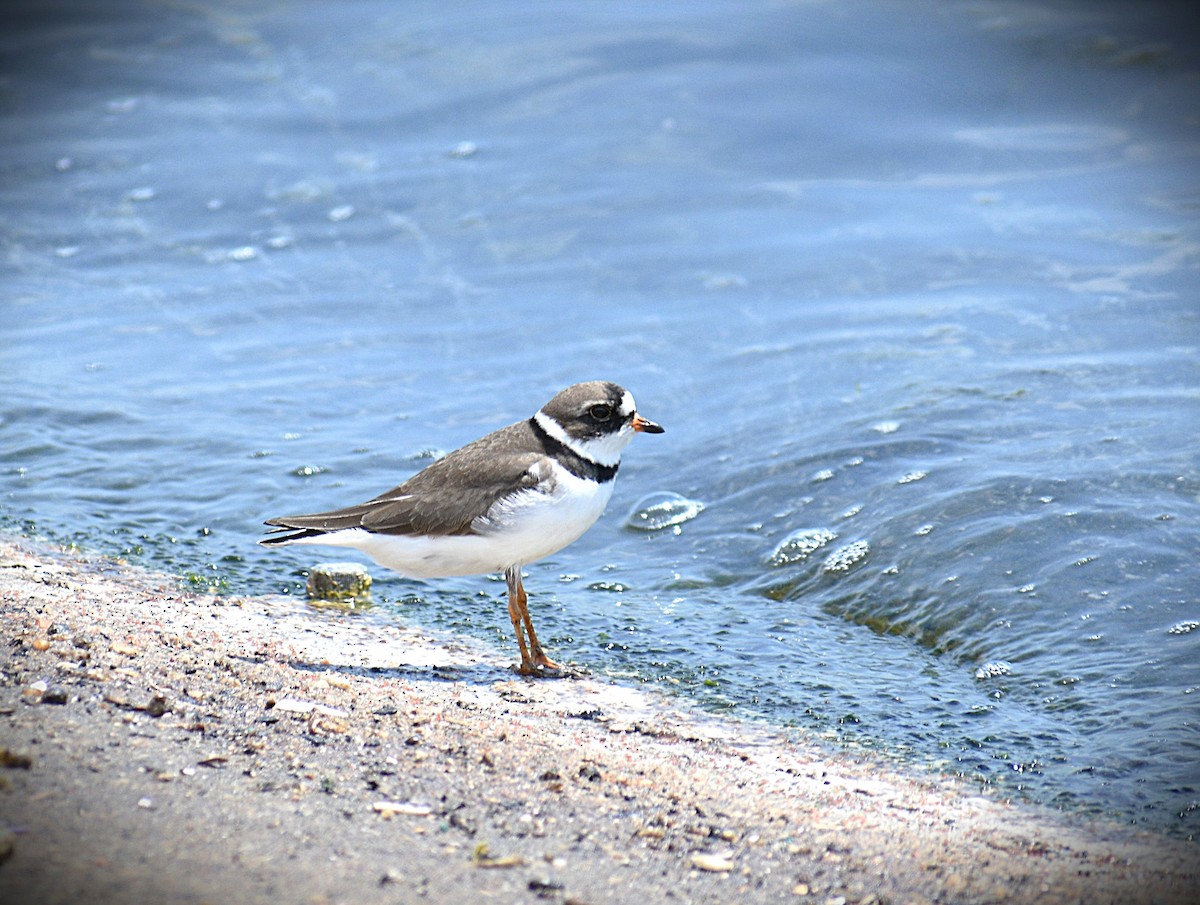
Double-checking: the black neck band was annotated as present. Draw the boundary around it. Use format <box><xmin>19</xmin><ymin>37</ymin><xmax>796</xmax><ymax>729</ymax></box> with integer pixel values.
<box><xmin>529</xmin><ymin>417</ymin><xmax>619</xmax><ymax>483</ymax></box>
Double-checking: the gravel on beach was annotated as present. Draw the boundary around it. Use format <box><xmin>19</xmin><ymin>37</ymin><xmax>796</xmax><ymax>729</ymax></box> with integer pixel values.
<box><xmin>1</xmin><ymin>536</ymin><xmax>1196</xmax><ymax>905</ymax></box>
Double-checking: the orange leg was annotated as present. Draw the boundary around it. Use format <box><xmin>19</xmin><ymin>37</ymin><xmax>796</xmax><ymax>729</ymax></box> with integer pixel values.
<box><xmin>505</xmin><ymin>566</ymin><xmax>533</xmax><ymax>673</ymax></box>
<box><xmin>505</xmin><ymin>566</ymin><xmax>561</xmax><ymax>674</ymax></box>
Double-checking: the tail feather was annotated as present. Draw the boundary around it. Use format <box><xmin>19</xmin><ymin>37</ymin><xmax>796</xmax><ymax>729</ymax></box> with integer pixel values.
<box><xmin>260</xmin><ymin>504</ymin><xmax>378</xmax><ymax>546</ymax></box>
<box><xmin>258</xmin><ymin>525</ymin><xmax>328</xmax><ymax>546</ymax></box>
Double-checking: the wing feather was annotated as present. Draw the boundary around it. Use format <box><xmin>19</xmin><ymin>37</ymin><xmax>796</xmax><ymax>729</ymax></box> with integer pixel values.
<box><xmin>262</xmin><ymin>420</ymin><xmax>552</xmax><ymax>539</ymax></box>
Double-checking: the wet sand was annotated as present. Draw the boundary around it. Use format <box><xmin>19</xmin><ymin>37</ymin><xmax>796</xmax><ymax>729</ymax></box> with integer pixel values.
<box><xmin>1</xmin><ymin>536</ymin><xmax>1196</xmax><ymax>905</ymax></box>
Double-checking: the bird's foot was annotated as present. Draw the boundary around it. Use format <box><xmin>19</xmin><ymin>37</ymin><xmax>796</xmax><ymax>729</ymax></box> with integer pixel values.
<box><xmin>513</xmin><ymin>659</ymin><xmax>579</xmax><ymax>679</ymax></box>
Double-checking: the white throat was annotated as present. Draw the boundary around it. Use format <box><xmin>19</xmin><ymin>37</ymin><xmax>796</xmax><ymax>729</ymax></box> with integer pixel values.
<box><xmin>534</xmin><ymin>410</ymin><xmax>633</xmax><ymax>468</ymax></box>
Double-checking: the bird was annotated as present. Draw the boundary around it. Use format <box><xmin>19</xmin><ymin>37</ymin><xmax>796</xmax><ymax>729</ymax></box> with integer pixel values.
<box><xmin>260</xmin><ymin>380</ymin><xmax>663</xmax><ymax>675</ymax></box>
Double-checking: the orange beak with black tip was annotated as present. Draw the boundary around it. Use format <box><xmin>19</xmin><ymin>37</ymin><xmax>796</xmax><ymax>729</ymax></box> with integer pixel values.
<box><xmin>632</xmin><ymin>413</ymin><xmax>664</xmax><ymax>434</ymax></box>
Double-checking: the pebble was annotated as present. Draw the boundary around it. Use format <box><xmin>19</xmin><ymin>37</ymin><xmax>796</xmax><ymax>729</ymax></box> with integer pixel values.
<box><xmin>41</xmin><ymin>686</ymin><xmax>69</xmax><ymax>705</ymax></box>
<box><xmin>273</xmin><ymin>697</ymin><xmax>348</xmax><ymax>718</ymax></box>
<box><xmin>0</xmin><ymin>749</ymin><xmax>32</xmax><ymax>769</ymax></box>
<box><xmin>372</xmin><ymin>801</ymin><xmax>432</xmax><ymax>817</ymax></box>
<box><xmin>690</xmin><ymin>852</ymin><xmax>735</xmax><ymax>872</ymax></box>
<box><xmin>472</xmin><ymin>848</ymin><xmax>524</xmax><ymax>869</ymax></box>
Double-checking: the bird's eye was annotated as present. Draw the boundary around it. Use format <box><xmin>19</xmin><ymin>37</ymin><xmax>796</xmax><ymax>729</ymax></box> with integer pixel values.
<box><xmin>589</xmin><ymin>404</ymin><xmax>612</xmax><ymax>421</ymax></box>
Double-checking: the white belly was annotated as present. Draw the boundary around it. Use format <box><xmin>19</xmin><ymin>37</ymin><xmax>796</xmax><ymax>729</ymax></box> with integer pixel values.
<box><xmin>284</xmin><ymin>470</ymin><xmax>615</xmax><ymax>578</ymax></box>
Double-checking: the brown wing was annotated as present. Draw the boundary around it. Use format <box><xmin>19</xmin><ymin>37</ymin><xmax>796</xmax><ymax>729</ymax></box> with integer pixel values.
<box><xmin>261</xmin><ymin>420</ymin><xmax>552</xmax><ymax>540</ymax></box>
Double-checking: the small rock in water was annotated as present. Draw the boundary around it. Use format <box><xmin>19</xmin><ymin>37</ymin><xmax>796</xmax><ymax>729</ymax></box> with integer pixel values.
<box><xmin>624</xmin><ymin>492</ymin><xmax>705</xmax><ymax>532</ymax></box>
<box><xmin>769</xmin><ymin>528</ymin><xmax>838</xmax><ymax>566</ymax></box>
<box><xmin>306</xmin><ymin>562</ymin><xmax>372</xmax><ymax>603</ymax></box>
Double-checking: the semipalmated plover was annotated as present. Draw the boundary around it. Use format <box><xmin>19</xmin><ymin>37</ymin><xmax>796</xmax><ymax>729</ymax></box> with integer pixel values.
<box><xmin>260</xmin><ymin>380</ymin><xmax>663</xmax><ymax>675</ymax></box>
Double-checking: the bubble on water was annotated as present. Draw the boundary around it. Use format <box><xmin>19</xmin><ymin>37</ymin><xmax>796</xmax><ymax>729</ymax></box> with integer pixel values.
<box><xmin>328</xmin><ymin>204</ymin><xmax>355</xmax><ymax>222</ymax></box>
<box><xmin>126</xmin><ymin>186</ymin><xmax>156</xmax><ymax>202</ymax></box>
<box><xmin>292</xmin><ymin>465</ymin><xmax>327</xmax><ymax>478</ymax></box>
<box><xmin>449</xmin><ymin>140</ymin><xmax>478</xmax><ymax>158</ymax></box>
<box><xmin>588</xmin><ymin>581</ymin><xmax>628</xmax><ymax>593</ymax></box>
<box><xmin>872</xmin><ymin>421</ymin><xmax>900</xmax><ymax>434</ymax></box>
<box><xmin>914</xmin><ymin>523</ymin><xmax>934</xmax><ymax>536</ymax></box>
<box><xmin>975</xmin><ymin>661</ymin><xmax>1012</xmax><ymax>680</ymax></box>
<box><xmin>623</xmin><ymin>492</ymin><xmax>705</xmax><ymax>532</ymax></box>
<box><xmin>810</xmin><ymin>468</ymin><xmax>835</xmax><ymax>483</ymax></box>
<box><xmin>841</xmin><ymin>505</ymin><xmax>863</xmax><ymax>520</ymax></box>
<box><xmin>768</xmin><ymin>528</ymin><xmax>838</xmax><ymax>566</ymax></box>
<box><xmin>897</xmin><ymin>470</ymin><xmax>927</xmax><ymax>484</ymax></box>
<box><xmin>227</xmin><ymin>246</ymin><xmax>259</xmax><ymax>262</ymax></box>
<box><xmin>1167</xmin><ymin>620</ymin><xmax>1199</xmax><ymax>636</ymax></box>
<box><xmin>822</xmin><ymin>539</ymin><xmax>870</xmax><ymax>574</ymax></box>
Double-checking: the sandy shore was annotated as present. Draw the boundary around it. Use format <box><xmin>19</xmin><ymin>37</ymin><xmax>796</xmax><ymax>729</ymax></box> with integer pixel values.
<box><xmin>0</xmin><ymin>536</ymin><xmax>1195</xmax><ymax>905</ymax></box>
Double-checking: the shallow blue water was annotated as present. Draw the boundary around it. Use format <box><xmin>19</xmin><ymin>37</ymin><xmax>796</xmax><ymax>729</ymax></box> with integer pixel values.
<box><xmin>3</xmin><ymin>0</ymin><xmax>1199</xmax><ymax>836</ymax></box>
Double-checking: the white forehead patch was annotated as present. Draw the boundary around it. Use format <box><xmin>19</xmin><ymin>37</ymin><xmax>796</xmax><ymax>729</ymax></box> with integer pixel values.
<box><xmin>619</xmin><ymin>390</ymin><xmax>635</xmax><ymax>418</ymax></box>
